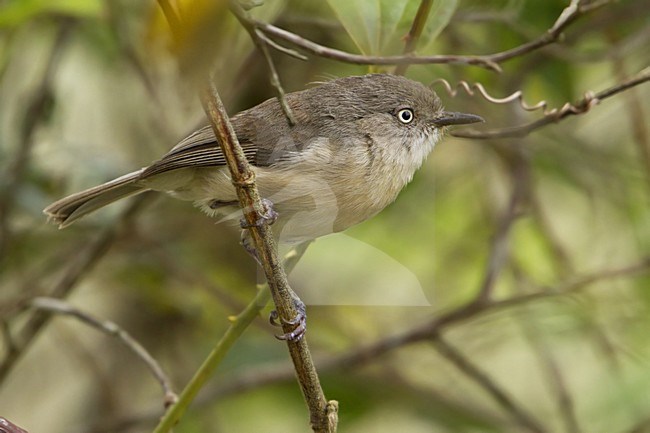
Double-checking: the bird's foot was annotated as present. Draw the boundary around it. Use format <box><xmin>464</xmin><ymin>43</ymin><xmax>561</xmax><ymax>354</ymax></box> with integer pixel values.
<box><xmin>239</xmin><ymin>198</ymin><xmax>278</xmax><ymax>265</ymax></box>
<box><xmin>239</xmin><ymin>198</ymin><xmax>278</xmax><ymax>229</ymax></box>
<box><xmin>269</xmin><ymin>294</ymin><xmax>307</xmax><ymax>341</ymax></box>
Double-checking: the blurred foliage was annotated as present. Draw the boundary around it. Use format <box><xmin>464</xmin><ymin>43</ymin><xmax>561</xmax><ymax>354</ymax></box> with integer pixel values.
<box><xmin>326</xmin><ymin>0</ymin><xmax>458</xmax><ymax>56</ymax></box>
<box><xmin>1</xmin><ymin>0</ymin><xmax>649</xmax><ymax>432</ymax></box>
<box><xmin>0</xmin><ymin>0</ymin><xmax>101</xmax><ymax>28</ymax></box>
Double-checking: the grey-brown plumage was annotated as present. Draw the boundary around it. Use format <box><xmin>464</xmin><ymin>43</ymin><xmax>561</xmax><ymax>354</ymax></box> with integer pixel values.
<box><xmin>44</xmin><ymin>74</ymin><xmax>482</xmax><ymax>242</ymax></box>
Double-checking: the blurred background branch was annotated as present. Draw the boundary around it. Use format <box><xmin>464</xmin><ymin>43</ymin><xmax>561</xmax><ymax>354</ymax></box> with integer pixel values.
<box><xmin>0</xmin><ymin>195</ymin><xmax>151</xmax><ymax>385</ymax></box>
<box><xmin>0</xmin><ymin>21</ymin><xmax>72</xmax><ymax>264</ymax></box>
<box><xmin>29</xmin><ymin>296</ymin><xmax>177</xmax><ymax>408</ymax></box>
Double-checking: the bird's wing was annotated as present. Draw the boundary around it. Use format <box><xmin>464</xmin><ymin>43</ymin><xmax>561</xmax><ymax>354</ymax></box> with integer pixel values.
<box><xmin>139</xmin><ymin>93</ymin><xmax>324</xmax><ymax>180</ymax></box>
<box><xmin>139</xmin><ymin>125</ymin><xmax>258</xmax><ymax>179</ymax></box>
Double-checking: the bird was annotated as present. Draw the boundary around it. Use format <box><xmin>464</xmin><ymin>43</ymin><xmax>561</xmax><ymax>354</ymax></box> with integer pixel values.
<box><xmin>44</xmin><ymin>74</ymin><xmax>483</xmax><ymax>244</ymax></box>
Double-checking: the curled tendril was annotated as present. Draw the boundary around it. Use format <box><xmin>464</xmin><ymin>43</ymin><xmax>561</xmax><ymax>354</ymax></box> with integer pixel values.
<box><xmin>431</xmin><ymin>78</ymin><xmax>600</xmax><ymax>119</ymax></box>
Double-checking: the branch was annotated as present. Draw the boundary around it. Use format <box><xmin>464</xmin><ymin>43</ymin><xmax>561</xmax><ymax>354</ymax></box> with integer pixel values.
<box><xmin>451</xmin><ymin>66</ymin><xmax>650</xmax><ymax>139</ymax></box>
<box><xmin>484</xmin><ymin>0</ymin><xmax>613</xmax><ymax>63</ymax></box>
<box><xmin>461</xmin><ymin>6</ymin><xmax>650</xmax><ymax>65</ymax></box>
<box><xmin>29</xmin><ymin>297</ymin><xmax>177</xmax><ymax>408</ymax></box>
<box><xmin>195</xmin><ymin>258</ymin><xmax>650</xmax><ymax>404</ymax></box>
<box><xmin>607</xmin><ymin>32</ymin><xmax>650</xmax><ymax>189</ymax></box>
<box><xmin>198</xmin><ymin>79</ymin><xmax>334</xmax><ymax>433</ymax></box>
<box><xmin>229</xmin><ymin>0</ymin><xmax>296</xmax><ymax>125</ymax></box>
<box><xmin>0</xmin><ymin>417</ymin><xmax>28</xmax><ymax>433</ymax></box>
<box><xmin>394</xmin><ymin>0</ymin><xmax>433</xmax><ymax>76</ymax></box>
<box><xmin>253</xmin><ymin>19</ymin><xmax>502</xmax><ymax>72</ymax></box>
<box><xmin>244</xmin><ymin>1</ymin><xmax>613</xmax><ymax>74</ymax></box>
<box><xmin>151</xmin><ymin>2</ymin><xmax>335</xmax><ymax>430</ymax></box>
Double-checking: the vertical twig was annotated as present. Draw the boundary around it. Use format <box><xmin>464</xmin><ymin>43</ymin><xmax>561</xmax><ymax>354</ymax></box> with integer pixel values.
<box><xmin>199</xmin><ymin>82</ymin><xmax>334</xmax><ymax>432</ymax></box>
<box><xmin>229</xmin><ymin>0</ymin><xmax>296</xmax><ymax>125</ymax></box>
<box><xmin>395</xmin><ymin>0</ymin><xmax>433</xmax><ymax>76</ymax></box>
<box><xmin>153</xmin><ymin>2</ymin><xmax>335</xmax><ymax>431</ymax></box>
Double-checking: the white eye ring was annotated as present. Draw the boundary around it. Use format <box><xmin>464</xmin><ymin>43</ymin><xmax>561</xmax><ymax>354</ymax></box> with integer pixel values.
<box><xmin>396</xmin><ymin>108</ymin><xmax>414</xmax><ymax>124</ymax></box>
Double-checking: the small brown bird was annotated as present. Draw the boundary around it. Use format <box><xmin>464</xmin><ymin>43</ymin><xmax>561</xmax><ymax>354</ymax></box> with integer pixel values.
<box><xmin>44</xmin><ymin>74</ymin><xmax>482</xmax><ymax>243</ymax></box>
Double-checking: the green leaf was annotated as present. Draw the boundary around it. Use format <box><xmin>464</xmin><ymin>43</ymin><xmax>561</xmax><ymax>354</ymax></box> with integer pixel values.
<box><xmin>415</xmin><ymin>0</ymin><xmax>458</xmax><ymax>53</ymax></box>
<box><xmin>0</xmin><ymin>0</ymin><xmax>102</xmax><ymax>28</ymax></box>
<box><xmin>326</xmin><ymin>0</ymin><xmax>458</xmax><ymax>55</ymax></box>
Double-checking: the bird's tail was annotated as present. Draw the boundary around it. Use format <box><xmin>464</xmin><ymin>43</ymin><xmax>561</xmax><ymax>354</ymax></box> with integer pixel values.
<box><xmin>43</xmin><ymin>169</ymin><xmax>147</xmax><ymax>228</ymax></box>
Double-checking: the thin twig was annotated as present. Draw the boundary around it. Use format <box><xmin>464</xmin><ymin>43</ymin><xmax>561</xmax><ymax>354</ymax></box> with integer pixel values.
<box><xmin>527</xmin><ymin>192</ymin><xmax>574</xmax><ymax>277</ymax></box>
<box><xmin>153</xmin><ymin>1</ymin><xmax>333</xmax><ymax>430</ymax></box>
<box><xmin>432</xmin><ymin>79</ymin><xmax>558</xmax><ymax>115</ymax></box>
<box><xmin>395</xmin><ymin>0</ymin><xmax>433</xmax><ymax>76</ymax></box>
<box><xmin>229</xmin><ymin>0</ymin><xmax>296</xmax><ymax>125</ymax></box>
<box><xmin>451</xmin><ymin>66</ymin><xmax>650</xmax><ymax>139</ymax></box>
<box><xmin>249</xmin><ymin>0</ymin><xmax>613</xmax><ymax>73</ymax></box>
<box><xmin>198</xmin><ymin>80</ymin><xmax>334</xmax><ymax>432</ymax></box>
<box><xmin>432</xmin><ymin>335</ymin><xmax>547</xmax><ymax>433</ymax></box>
<box><xmin>526</xmin><ymin>169</ymin><xmax>625</xmax><ymax>371</ymax></box>
<box><xmin>484</xmin><ymin>0</ymin><xmax>613</xmax><ymax>63</ymax></box>
<box><xmin>254</xmin><ymin>19</ymin><xmax>502</xmax><ymax>72</ymax></box>
<box><xmin>255</xmin><ymin>30</ymin><xmax>308</xmax><ymax>61</ymax></box>
<box><xmin>30</xmin><ymin>297</ymin><xmax>177</xmax><ymax>407</ymax></box>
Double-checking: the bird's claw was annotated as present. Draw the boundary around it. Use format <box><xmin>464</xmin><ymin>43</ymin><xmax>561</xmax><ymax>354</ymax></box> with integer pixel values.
<box><xmin>269</xmin><ymin>310</ymin><xmax>307</xmax><ymax>342</ymax></box>
<box><xmin>239</xmin><ymin>198</ymin><xmax>278</xmax><ymax>229</ymax></box>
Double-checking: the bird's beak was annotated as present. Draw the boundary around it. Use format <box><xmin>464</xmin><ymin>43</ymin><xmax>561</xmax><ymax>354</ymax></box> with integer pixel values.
<box><xmin>432</xmin><ymin>111</ymin><xmax>484</xmax><ymax>127</ymax></box>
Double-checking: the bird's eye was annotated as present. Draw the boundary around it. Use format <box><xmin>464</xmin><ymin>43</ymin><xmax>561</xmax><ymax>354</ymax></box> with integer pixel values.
<box><xmin>396</xmin><ymin>108</ymin><xmax>414</xmax><ymax>124</ymax></box>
